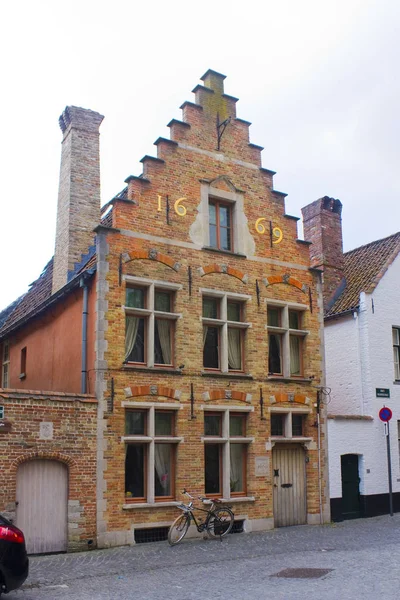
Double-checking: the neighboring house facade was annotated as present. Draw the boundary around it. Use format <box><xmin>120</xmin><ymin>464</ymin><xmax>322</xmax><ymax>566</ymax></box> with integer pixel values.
<box><xmin>0</xmin><ymin>70</ymin><xmax>330</xmax><ymax>552</ymax></box>
<box><xmin>302</xmin><ymin>197</ymin><xmax>400</xmax><ymax>520</ymax></box>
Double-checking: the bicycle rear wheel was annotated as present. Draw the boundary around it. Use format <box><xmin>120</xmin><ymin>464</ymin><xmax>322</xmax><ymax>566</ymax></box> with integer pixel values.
<box><xmin>206</xmin><ymin>507</ymin><xmax>234</xmax><ymax>538</ymax></box>
<box><xmin>168</xmin><ymin>513</ymin><xmax>190</xmax><ymax>546</ymax></box>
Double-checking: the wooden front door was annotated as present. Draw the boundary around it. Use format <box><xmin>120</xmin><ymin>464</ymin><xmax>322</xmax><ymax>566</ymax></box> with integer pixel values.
<box><xmin>16</xmin><ymin>459</ymin><xmax>68</xmax><ymax>554</ymax></box>
<box><xmin>341</xmin><ymin>454</ymin><xmax>361</xmax><ymax>519</ymax></box>
<box><xmin>273</xmin><ymin>444</ymin><xmax>307</xmax><ymax>527</ymax></box>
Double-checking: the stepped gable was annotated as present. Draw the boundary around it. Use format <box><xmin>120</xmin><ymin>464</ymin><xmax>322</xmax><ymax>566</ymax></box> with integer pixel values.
<box><xmin>125</xmin><ymin>69</ymin><xmax>287</xmax><ymax>201</ymax></box>
<box><xmin>326</xmin><ymin>232</ymin><xmax>400</xmax><ymax>318</ymax></box>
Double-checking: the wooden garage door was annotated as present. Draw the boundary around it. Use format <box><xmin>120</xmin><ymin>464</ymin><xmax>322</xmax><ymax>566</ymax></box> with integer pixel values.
<box><xmin>273</xmin><ymin>444</ymin><xmax>307</xmax><ymax>527</ymax></box>
<box><xmin>16</xmin><ymin>459</ymin><xmax>68</xmax><ymax>554</ymax></box>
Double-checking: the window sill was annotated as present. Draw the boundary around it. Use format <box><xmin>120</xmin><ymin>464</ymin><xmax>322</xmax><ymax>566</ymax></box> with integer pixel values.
<box><xmin>271</xmin><ymin>436</ymin><xmax>313</xmax><ymax>443</ymax></box>
<box><xmin>122</xmin><ymin>365</ymin><xmax>183</xmax><ymax>375</ymax></box>
<box><xmin>394</xmin><ymin>380</ymin><xmax>400</xmax><ymax>385</ymax></box>
<box><xmin>202</xmin><ymin>496</ymin><xmax>255</xmax><ymax>504</ymax></box>
<box><xmin>267</xmin><ymin>376</ymin><xmax>312</xmax><ymax>384</ymax></box>
<box><xmin>201</xmin><ymin>246</ymin><xmax>247</xmax><ymax>259</ymax></box>
<box><xmin>202</xmin><ymin>371</ymin><xmax>253</xmax><ymax>380</ymax></box>
<box><xmin>122</xmin><ymin>501</ymin><xmax>180</xmax><ymax>510</ymax></box>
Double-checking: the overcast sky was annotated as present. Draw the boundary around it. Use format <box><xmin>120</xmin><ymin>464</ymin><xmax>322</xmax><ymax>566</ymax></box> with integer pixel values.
<box><xmin>1</xmin><ymin>0</ymin><xmax>399</xmax><ymax>311</ymax></box>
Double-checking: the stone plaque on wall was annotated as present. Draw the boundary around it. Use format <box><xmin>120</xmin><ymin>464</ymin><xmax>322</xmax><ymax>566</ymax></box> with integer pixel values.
<box><xmin>40</xmin><ymin>422</ymin><xmax>54</xmax><ymax>440</ymax></box>
<box><xmin>255</xmin><ymin>456</ymin><xmax>269</xmax><ymax>477</ymax></box>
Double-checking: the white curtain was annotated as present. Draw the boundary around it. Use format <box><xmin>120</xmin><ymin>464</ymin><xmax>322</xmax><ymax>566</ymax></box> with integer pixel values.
<box><xmin>230</xmin><ymin>444</ymin><xmax>243</xmax><ymax>492</ymax></box>
<box><xmin>228</xmin><ymin>328</ymin><xmax>242</xmax><ymax>370</ymax></box>
<box><xmin>156</xmin><ymin>319</ymin><xmax>171</xmax><ymax>364</ymax></box>
<box><xmin>155</xmin><ymin>444</ymin><xmax>171</xmax><ymax>494</ymax></box>
<box><xmin>290</xmin><ymin>336</ymin><xmax>301</xmax><ymax>375</ymax></box>
<box><xmin>125</xmin><ymin>316</ymin><xmax>139</xmax><ymax>361</ymax></box>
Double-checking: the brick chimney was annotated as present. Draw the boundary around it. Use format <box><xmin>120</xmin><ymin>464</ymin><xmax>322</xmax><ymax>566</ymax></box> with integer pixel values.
<box><xmin>52</xmin><ymin>106</ymin><xmax>104</xmax><ymax>294</ymax></box>
<box><xmin>302</xmin><ymin>197</ymin><xmax>345</xmax><ymax>310</ymax></box>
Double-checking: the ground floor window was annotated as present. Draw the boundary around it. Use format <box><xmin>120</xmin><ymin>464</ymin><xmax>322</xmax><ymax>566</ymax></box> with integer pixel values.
<box><xmin>203</xmin><ymin>408</ymin><xmax>252</xmax><ymax>498</ymax></box>
<box><xmin>124</xmin><ymin>405</ymin><xmax>181</xmax><ymax>503</ymax></box>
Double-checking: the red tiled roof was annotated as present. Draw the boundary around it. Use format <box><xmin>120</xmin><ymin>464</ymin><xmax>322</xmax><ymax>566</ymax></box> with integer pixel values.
<box><xmin>326</xmin><ymin>232</ymin><xmax>400</xmax><ymax>317</ymax></box>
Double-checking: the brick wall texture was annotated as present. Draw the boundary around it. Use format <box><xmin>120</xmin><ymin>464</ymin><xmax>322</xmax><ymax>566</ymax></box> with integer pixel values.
<box><xmin>0</xmin><ymin>389</ymin><xmax>97</xmax><ymax>551</ymax></box>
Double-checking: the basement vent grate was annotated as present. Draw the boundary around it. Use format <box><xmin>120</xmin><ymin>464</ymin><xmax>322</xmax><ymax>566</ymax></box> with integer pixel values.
<box><xmin>231</xmin><ymin>520</ymin><xmax>244</xmax><ymax>534</ymax></box>
<box><xmin>272</xmin><ymin>568</ymin><xmax>333</xmax><ymax>579</ymax></box>
<box><xmin>134</xmin><ymin>527</ymin><xmax>169</xmax><ymax>544</ymax></box>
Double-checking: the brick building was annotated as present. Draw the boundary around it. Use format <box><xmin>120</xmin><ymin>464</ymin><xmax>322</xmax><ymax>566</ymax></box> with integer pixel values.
<box><xmin>0</xmin><ymin>70</ymin><xmax>330</xmax><ymax>551</ymax></box>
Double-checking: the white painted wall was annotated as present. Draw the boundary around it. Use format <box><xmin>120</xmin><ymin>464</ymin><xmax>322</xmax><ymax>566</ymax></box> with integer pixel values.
<box><xmin>327</xmin><ymin>252</ymin><xmax>400</xmax><ymax>500</ymax></box>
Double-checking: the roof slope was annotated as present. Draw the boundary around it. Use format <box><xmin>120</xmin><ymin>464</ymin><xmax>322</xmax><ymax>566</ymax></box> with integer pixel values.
<box><xmin>326</xmin><ymin>232</ymin><xmax>400</xmax><ymax>318</ymax></box>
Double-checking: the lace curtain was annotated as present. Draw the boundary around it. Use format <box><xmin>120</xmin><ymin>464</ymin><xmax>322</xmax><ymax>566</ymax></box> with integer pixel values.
<box><xmin>125</xmin><ymin>316</ymin><xmax>139</xmax><ymax>361</ymax></box>
<box><xmin>156</xmin><ymin>319</ymin><xmax>171</xmax><ymax>364</ymax></box>
<box><xmin>228</xmin><ymin>328</ymin><xmax>241</xmax><ymax>370</ymax></box>
<box><xmin>230</xmin><ymin>444</ymin><xmax>243</xmax><ymax>492</ymax></box>
<box><xmin>290</xmin><ymin>336</ymin><xmax>301</xmax><ymax>375</ymax></box>
<box><xmin>155</xmin><ymin>444</ymin><xmax>171</xmax><ymax>495</ymax></box>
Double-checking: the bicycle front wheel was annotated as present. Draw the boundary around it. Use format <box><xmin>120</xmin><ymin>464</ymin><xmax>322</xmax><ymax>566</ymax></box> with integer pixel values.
<box><xmin>207</xmin><ymin>507</ymin><xmax>234</xmax><ymax>538</ymax></box>
<box><xmin>168</xmin><ymin>513</ymin><xmax>190</xmax><ymax>546</ymax></box>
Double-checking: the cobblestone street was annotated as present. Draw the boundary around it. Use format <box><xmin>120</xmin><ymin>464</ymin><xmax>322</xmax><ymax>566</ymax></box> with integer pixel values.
<box><xmin>8</xmin><ymin>514</ymin><xmax>400</xmax><ymax>600</ymax></box>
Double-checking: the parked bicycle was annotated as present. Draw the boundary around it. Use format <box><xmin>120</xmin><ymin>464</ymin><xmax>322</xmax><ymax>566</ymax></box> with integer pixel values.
<box><xmin>168</xmin><ymin>489</ymin><xmax>234</xmax><ymax>545</ymax></box>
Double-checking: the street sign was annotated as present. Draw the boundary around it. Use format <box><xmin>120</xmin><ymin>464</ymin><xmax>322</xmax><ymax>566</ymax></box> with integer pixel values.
<box><xmin>379</xmin><ymin>407</ymin><xmax>393</xmax><ymax>422</ymax></box>
<box><xmin>376</xmin><ymin>388</ymin><xmax>390</xmax><ymax>398</ymax></box>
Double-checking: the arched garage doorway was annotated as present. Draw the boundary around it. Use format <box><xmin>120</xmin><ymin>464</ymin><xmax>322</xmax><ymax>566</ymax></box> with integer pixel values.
<box><xmin>16</xmin><ymin>459</ymin><xmax>68</xmax><ymax>554</ymax></box>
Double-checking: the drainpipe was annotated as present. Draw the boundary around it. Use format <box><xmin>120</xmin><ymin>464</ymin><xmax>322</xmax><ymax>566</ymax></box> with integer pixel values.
<box><xmin>80</xmin><ymin>276</ymin><xmax>89</xmax><ymax>393</ymax></box>
<box><xmin>316</xmin><ymin>390</ymin><xmax>323</xmax><ymax>524</ymax></box>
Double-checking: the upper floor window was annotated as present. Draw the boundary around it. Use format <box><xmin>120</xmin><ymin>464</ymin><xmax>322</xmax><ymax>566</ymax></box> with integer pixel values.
<box><xmin>209</xmin><ymin>200</ymin><xmax>232</xmax><ymax>252</ymax></box>
<box><xmin>202</xmin><ymin>290</ymin><xmax>250</xmax><ymax>373</ymax></box>
<box><xmin>2</xmin><ymin>341</ymin><xmax>9</xmax><ymax>388</ymax></box>
<box><xmin>124</xmin><ymin>278</ymin><xmax>181</xmax><ymax>368</ymax></box>
<box><xmin>267</xmin><ymin>303</ymin><xmax>308</xmax><ymax>378</ymax></box>
<box><xmin>393</xmin><ymin>328</ymin><xmax>400</xmax><ymax>381</ymax></box>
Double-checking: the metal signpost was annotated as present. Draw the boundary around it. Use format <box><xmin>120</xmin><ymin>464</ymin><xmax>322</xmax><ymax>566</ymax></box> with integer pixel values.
<box><xmin>379</xmin><ymin>406</ymin><xmax>393</xmax><ymax>516</ymax></box>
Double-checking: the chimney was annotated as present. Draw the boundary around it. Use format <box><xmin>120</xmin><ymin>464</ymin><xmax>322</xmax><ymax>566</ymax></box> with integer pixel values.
<box><xmin>302</xmin><ymin>196</ymin><xmax>345</xmax><ymax>310</ymax></box>
<box><xmin>52</xmin><ymin>106</ymin><xmax>104</xmax><ymax>294</ymax></box>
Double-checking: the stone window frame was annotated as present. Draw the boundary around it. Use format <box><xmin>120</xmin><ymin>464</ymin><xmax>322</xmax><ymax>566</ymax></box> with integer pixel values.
<box><xmin>269</xmin><ymin>406</ymin><xmax>312</xmax><ymax>444</ymax></box>
<box><xmin>2</xmin><ymin>340</ymin><xmax>9</xmax><ymax>388</ymax></box>
<box><xmin>200</xmin><ymin>183</ymin><xmax>246</xmax><ymax>256</ymax></box>
<box><xmin>201</xmin><ymin>288</ymin><xmax>251</xmax><ymax>374</ymax></box>
<box><xmin>122</xmin><ymin>402</ymin><xmax>183</xmax><ymax>508</ymax></box>
<box><xmin>393</xmin><ymin>327</ymin><xmax>400</xmax><ymax>382</ymax></box>
<box><xmin>266</xmin><ymin>299</ymin><xmax>309</xmax><ymax>380</ymax></box>
<box><xmin>123</xmin><ymin>276</ymin><xmax>182</xmax><ymax>369</ymax></box>
<box><xmin>200</xmin><ymin>404</ymin><xmax>255</xmax><ymax>503</ymax></box>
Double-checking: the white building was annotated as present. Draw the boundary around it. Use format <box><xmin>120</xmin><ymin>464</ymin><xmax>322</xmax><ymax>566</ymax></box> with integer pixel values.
<box><xmin>302</xmin><ymin>197</ymin><xmax>400</xmax><ymax>520</ymax></box>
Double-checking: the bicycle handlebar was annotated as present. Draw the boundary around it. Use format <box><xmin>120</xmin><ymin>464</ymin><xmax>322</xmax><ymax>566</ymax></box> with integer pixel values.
<box><xmin>182</xmin><ymin>489</ymin><xmax>207</xmax><ymax>502</ymax></box>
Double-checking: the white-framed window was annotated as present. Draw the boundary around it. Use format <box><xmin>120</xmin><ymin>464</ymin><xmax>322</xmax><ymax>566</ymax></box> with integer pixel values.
<box><xmin>270</xmin><ymin>407</ymin><xmax>311</xmax><ymax>440</ymax></box>
<box><xmin>393</xmin><ymin>327</ymin><xmax>400</xmax><ymax>381</ymax></box>
<box><xmin>124</xmin><ymin>277</ymin><xmax>182</xmax><ymax>368</ymax></box>
<box><xmin>267</xmin><ymin>301</ymin><xmax>308</xmax><ymax>378</ymax></box>
<box><xmin>201</xmin><ymin>406</ymin><xmax>253</xmax><ymax>499</ymax></box>
<box><xmin>201</xmin><ymin>289</ymin><xmax>251</xmax><ymax>373</ymax></box>
<box><xmin>2</xmin><ymin>341</ymin><xmax>9</xmax><ymax>388</ymax></box>
<box><xmin>123</xmin><ymin>403</ymin><xmax>183</xmax><ymax>504</ymax></box>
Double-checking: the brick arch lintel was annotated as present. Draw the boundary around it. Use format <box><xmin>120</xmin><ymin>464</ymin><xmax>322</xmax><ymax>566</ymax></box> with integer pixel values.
<box><xmin>124</xmin><ymin>385</ymin><xmax>181</xmax><ymax>401</ymax></box>
<box><xmin>198</xmin><ymin>264</ymin><xmax>248</xmax><ymax>283</ymax></box>
<box><xmin>263</xmin><ymin>274</ymin><xmax>308</xmax><ymax>294</ymax></box>
<box><xmin>10</xmin><ymin>451</ymin><xmax>77</xmax><ymax>474</ymax></box>
<box><xmin>269</xmin><ymin>393</ymin><xmax>310</xmax><ymax>405</ymax></box>
<box><xmin>122</xmin><ymin>249</ymin><xmax>181</xmax><ymax>272</ymax></box>
<box><xmin>202</xmin><ymin>389</ymin><xmax>252</xmax><ymax>404</ymax></box>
